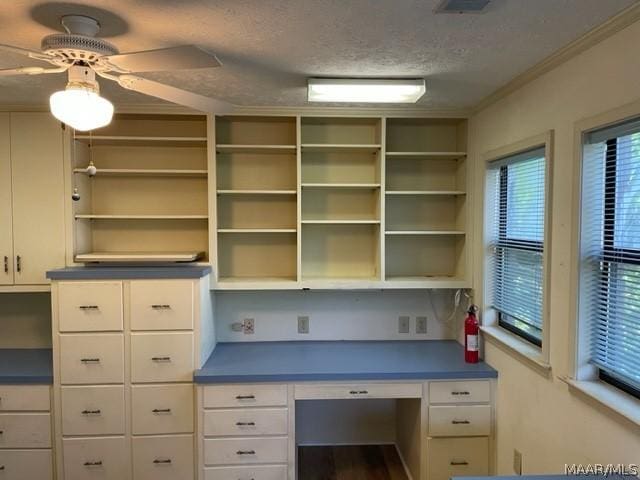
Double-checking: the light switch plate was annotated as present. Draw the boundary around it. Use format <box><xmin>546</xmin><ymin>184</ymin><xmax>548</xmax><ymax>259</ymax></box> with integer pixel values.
<box><xmin>298</xmin><ymin>316</ymin><xmax>310</xmax><ymax>334</ymax></box>
<box><xmin>398</xmin><ymin>316</ymin><xmax>410</xmax><ymax>334</ymax></box>
<box><xmin>416</xmin><ymin>316</ymin><xmax>427</xmax><ymax>334</ymax></box>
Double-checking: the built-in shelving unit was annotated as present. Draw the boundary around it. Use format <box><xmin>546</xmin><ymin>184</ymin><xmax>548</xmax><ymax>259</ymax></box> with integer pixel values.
<box><xmin>212</xmin><ymin>115</ymin><xmax>469</xmax><ymax>289</ymax></box>
<box><xmin>70</xmin><ymin>114</ymin><xmax>210</xmax><ymax>263</ymax></box>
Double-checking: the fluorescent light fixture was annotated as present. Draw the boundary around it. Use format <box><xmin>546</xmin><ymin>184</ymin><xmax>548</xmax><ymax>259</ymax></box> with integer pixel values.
<box><xmin>50</xmin><ymin>66</ymin><xmax>114</xmax><ymax>131</ymax></box>
<box><xmin>308</xmin><ymin>78</ymin><xmax>425</xmax><ymax>103</ymax></box>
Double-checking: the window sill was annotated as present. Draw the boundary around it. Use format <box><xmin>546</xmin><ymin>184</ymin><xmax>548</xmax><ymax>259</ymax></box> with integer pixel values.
<box><xmin>558</xmin><ymin>376</ymin><xmax>640</xmax><ymax>428</ymax></box>
<box><xmin>480</xmin><ymin>325</ymin><xmax>551</xmax><ymax>377</ymax></box>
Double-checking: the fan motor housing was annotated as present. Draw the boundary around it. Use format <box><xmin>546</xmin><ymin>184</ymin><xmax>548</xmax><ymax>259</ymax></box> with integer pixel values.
<box><xmin>41</xmin><ymin>34</ymin><xmax>119</xmax><ymax>66</ymax></box>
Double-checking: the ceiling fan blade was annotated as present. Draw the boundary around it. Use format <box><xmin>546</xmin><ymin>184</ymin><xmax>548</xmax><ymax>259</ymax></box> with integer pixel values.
<box><xmin>0</xmin><ymin>65</ymin><xmax>69</xmax><ymax>76</ymax></box>
<box><xmin>0</xmin><ymin>43</ymin><xmax>56</xmax><ymax>63</ymax></box>
<box><xmin>117</xmin><ymin>75</ymin><xmax>233</xmax><ymax>114</ymax></box>
<box><xmin>101</xmin><ymin>45</ymin><xmax>221</xmax><ymax>73</ymax></box>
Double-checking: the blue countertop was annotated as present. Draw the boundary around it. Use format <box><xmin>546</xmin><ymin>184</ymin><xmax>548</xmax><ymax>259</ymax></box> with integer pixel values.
<box><xmin>0</xmin><ymin>349</ymin><xmax>53</xmax><ymax>384</ymax></box>
<box><xmin>47</xmin><ymin>265</ymin><xmax>212</xmax><ymax>280</ymax></box>
<box><xmin>194</xmin><ymin>340</ymin><xmax>497</xmax><ymax>383</ymax></box>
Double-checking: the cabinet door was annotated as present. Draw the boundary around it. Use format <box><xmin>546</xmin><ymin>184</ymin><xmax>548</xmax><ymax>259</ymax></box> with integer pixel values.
<box><xmin>0</xmin><ymin>113</ymin><xmax>13</xmax><ymax>285</ymax></box>
<box><xmin>10</xmin><ymin>113</ymin><xmax>65</xmax><ymax>285</ymax></box>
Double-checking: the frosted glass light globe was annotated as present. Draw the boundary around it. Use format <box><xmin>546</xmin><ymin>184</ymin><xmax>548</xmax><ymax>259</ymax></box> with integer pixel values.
<box><xmin>50</xmin><ymin>87</ymin><xmax>114</xmax><ymax>131</ymax></box>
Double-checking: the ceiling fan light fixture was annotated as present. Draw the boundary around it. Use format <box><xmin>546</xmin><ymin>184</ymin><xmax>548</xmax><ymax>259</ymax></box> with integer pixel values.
<box><xmin>308</xmin><ymin>78</ymin><xmax>426</xmax><ymax>103</ymax></box>
<box><xmin>49</xmin><ymin>66</ymin><xmax>114</xmax><ymax>131</ymax></box>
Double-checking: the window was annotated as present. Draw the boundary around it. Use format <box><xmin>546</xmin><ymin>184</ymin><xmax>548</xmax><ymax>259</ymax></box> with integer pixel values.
<box><xmin>580</xmin><ymin>119</ymin><xmax>640</xmax><ymax>399</ymax></box>
<box><xmin>488</xmin><ymin>148</ymin><xmax>546</xmax><ymax>346</ymax></box>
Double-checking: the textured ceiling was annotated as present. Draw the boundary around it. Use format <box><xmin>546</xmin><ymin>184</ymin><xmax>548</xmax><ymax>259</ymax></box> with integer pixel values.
<box><xmin>0</xmin><ymin>0</ymin><xmax>636</xmax><ymax>109</ymax></box>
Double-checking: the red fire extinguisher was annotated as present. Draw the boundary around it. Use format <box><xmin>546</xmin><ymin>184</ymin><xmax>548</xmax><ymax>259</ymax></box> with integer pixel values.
<box><xmin>464</xmin><ymin>305</ymin><xmax>479</xmax><ymax>363</ymax></box>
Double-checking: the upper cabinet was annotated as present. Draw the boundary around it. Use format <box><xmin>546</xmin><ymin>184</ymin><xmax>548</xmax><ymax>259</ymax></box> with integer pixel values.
<box><xmin>212</xmin><ymin>115</ymin><xmax>469</xmax><ymax>290</ymax></box>
<box><xmin>0</xmin><ymin>112</ymin><xmax>66</xmax><ymax>288</ymax></box>
<box><xmin>69</xmin><ymin>114</ymin><xmax>210</xmax><ymax>264</ymax></box>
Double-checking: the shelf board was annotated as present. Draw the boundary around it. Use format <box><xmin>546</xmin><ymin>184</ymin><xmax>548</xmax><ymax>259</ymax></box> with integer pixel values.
<box><xmin>383</xmin><ymin>276</ymin><xmax>470</xmax><ymax>289</ymax></box>
<box><xmin>75</xmin><ymin>214</ymin><xmax>208</xmax><ymax>220</ymax></box>
<box><xmin>386</xmin><ymin>151</ymin><xmax>466</xmax><ymax>160</ymax></box>
<box><xmin>217</xmin><ymin>189</ymin><xmax>297</xmax><ymax>195</ymax></box>
<box><xmin>385</xmin><ymin>230</ymin><xmax>465</xmax><ymax>235</ymax></box>
<box><xmin>301</xmin><ymin>144</ymin><xmax>381</xmax><ymax>153</ymax></box>
<box><xmin>218</xmin><ymin>228</ymin><xmax>297</xmax><ymax>233</ymax></box>
<box><xmin>385</xmin><ymin>190</ymin><xmax>466</xmax><ymax>196</ymax></box>
<box><xmin>301</xmin><ymin>277</ymin><xmax>383</xmax><ymax>290</ymax></box>
<box><xmin>216</xmin><ymin>144</ymin><xmax>297</xmax><ymax>154</ymax></box>
<box><xmin>302</xmin><ymin>183</ymin><xmax>381</xmax><ymax>189</ymax></box>
<box><xmin>302</xmin><ymin>220</ymin><xmax>380</xmax><ymax>225</ymax></box>
<box><xmin>215</xmin><ymin>276</ymin><xmax>298</xmax><ymax>290</ymax></box>
<box><xmin>73</xmin><ymin>168</ymin><xmax>207</xmax><ymax>177</ymax></box>
<box><xmin>74</xmin><ymin>135</ymin><xmax>207</xmax><ymax>147</ymax></box>
<box><xmin>75</xmin><ymin>251</ymin><xmax>204</xmax><ymax>263</ymax></box>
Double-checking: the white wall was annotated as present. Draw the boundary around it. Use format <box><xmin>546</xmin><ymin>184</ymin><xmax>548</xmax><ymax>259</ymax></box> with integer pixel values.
<box><xmin>0</xmin><ymin>293</ymin><xmax>52</xmax><ymax>348</ymax></box>
<box><xmin>469</xmin><ymin>19</ymin><xmax>640</xmax><ymax>474</ymax></box>
<box><xmin>214</xmin><ymin>289</ymin><xmax>465</xmax><ymax>342</ymax></box>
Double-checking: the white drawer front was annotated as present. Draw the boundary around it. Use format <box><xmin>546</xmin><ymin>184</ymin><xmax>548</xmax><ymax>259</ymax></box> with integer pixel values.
<box><xmin>58</xmin><ymin>282</ymin><xmax>123</xmax><ymax>332</ymax></box>
<box><xmin>0</xmin><ymin>413</ymin><xmax>51</xmax><ymax>448</ymax></box>
<box><xmin>130</xmin><ymin>280</ymin><xmax>194</xmax><ymax>331</ymax></box>
<box><xmin>204</xmin><ymin>437</ymin><xmax>288</xmax><ymax>466</ymax></box>
<box><xmin>132</xmin><ymin>434</ymin><xmax>194</xmax><ymax>480</ymax></box>
<box><xmin>429</xmin><ymin>380</ymin><xmax>491</xmax><ymax>404</ymax></box>
<box><xmin>204</xmin><ymin>465</ymin><xmax>287</xmax><ymax>480</ymax></box>
<box><xmin>428</xmin><ymin>405</ymin><xmax>491</xmax><ymax>437</ymax></box>
<box><xmin>0</xmin><ymin>386</ymin><xmax>49</xmax><ymax>411</ymax></box>
<box><xmin>131</xmin><ymin>332</ymin><xmax>194</xmax><ymax>383</ymax></box>
<box><xmin>295</xmin><ymin>383</ymin><xmax>422</xmax><ymax>400</ymax></box>
<box><xmin>61</xmin><ymin>386</ymin><xmax>125</xmax><ymax>436</ymax></box>
<box><xmin>203</xmin><ymin>384</ymin><xmax>287</xmax><ymax>408</ymax></box>
<box><xmin>0</xmin><ymin>449</ymin><xmax>52</xmax><ymax>480</ymax></box>
<box><xmin>63</xmin><ymin>437</ymin><xmax>129</xmax><ymax>480</ymax></box>
<box><xmin>204</xmin><ymin>408</ymin><xmax>288</xmax><ymax>437</ymax></box>
<box><xmin>60</xmin><ymin>334</ymin><xmax>124</xmax><ymax>385</ymax></box>
<box><xmin>131</xmin><ymin>385</ymin><xmax>193</xmax><ymax>435</ymax></box>
<box><xmin>427</xmin><ymin>437</ymin><xmax>489</xmax><ymax>480</ymax></box>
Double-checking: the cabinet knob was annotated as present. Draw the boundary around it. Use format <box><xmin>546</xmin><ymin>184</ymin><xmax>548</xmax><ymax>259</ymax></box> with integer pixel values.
<box><xmin>153</xmin><ymin>458</ymin><xmax>172</xmax><ymax>465</ymax></box>
<box><xmin>15</xmin><ymin>255</ymin><xmax>21</xmax><ymax>273</ymax></box>
<box><xmin>236</xmin><ymin>450</ymin><xmax>256</xmax><ymax>456</ymax></box>
<box><xmin>0</xmin><ymin>465</ymin><xmax>5</xmax><ymax>471</ymax></box>
<box><xmin>83</xmin><ymin>461</ymin><xmax>103</xmax><ymax>467</ymax></box>
<box><xmin>3</xmin><ymin>256</ymin><xmax>7</xmax><ymax>274</ymax></box>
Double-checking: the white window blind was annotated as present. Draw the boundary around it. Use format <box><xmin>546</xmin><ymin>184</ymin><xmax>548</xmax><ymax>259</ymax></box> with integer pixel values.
<box><xmin>488</xmin><ymin>147</ymin><xmax>546</xmax><ymax>345</ymax></box>
<box><xmin>581</xmin><ymin>119</ymin><xmax>640</xmax><ymax>397</ymax></box>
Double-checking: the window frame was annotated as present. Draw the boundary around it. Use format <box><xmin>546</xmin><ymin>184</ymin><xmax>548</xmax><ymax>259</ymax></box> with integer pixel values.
<box><xmin>481</xmin><ymin>131</ymin><xmax>554</xmax><ymax>372</ymax></box>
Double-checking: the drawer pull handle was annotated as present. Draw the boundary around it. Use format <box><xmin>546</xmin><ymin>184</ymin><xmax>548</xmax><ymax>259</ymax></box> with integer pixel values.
<box><xmin>151</xmin><ymin>356</ymin><xmax>172</xmax><ymax>362</ymax></box>
<box><xmin>0</xmin><ymin>465</ymin><xmax>4</xmax><ymax>470</ymax></box>
<box><xmin>15</xmin><ymin>256</ymin><xmax>21</xmax><ymax>273</ymax></box>
<box><xmin>81</xmin><ymin>358</ymin><xmax>101</xmax><ymax>363</ymax></box>
<box><xmin>78</xmin><ymin>305</ymin><xmax>99</xmax><ymax>310</ymax></box>
<box><xmin>0</xmin><ymin>430</ymin><xmax>3</xmax><ymax>435</ymax></box>
<box><xmin>3</xmin><ymin>256</ymin><xmax>7</xmax><ymax>274</ymax></box>
<box><xmin>236</xmin><ymin>421</ymin><xmax>256</xmax><ymax>426</ymax></box>
<box><xmin>450</xmin><ymin>461</ymin><xmax>469</xmax><ymax>466</ymax></box>
<box><xmin>349</xmin><ymin>390</ymin><xmax>369</xmax><ymax>395</ymax></box>
<box><xmin>235</xmin><ymin>395</ymin><xmax>255</xmax><ymax>400</ymax></box>
<box><xmin>236</xmin><ymin>450</ymin><xmax>256</xmax><ymax>455</ymax></box>
<box><xmin>451</xmin><ymin>420</ymin><xmax>470</xmax><ymax>425</ymax></box>
<box><xmin>451</xmin><ymin>391</ymin><xmax>470</xmax><ymax>395</ymax></box>
<box><xmin>81</xmin><ymin>409</ymin><xmax>101</xmax><ymax>415</ymax></box>
<box><xmin>84</xmin><ymin>461</ymin><xmax>103</xmax><ymax>467</ymax></box>
<box><xmin>153</xmin><ymin>458</ymin><xmax>172</xmax><ymax>464</ymax></box>
<box><xmin>152</xmin><ymin>408</ymin><xmax>172</xmax><ymax>414</ymax></box>
<box><xmin>151</xmin><ymin>304</ymin><xmax>171</xmax><ymax>310</ymax></box>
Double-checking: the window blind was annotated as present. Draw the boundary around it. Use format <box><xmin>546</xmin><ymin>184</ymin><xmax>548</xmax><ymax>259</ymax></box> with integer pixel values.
<box><xmin>581</xmin><ymin>119</ymin><xmax>640</xmax><ymax>397</ymax></box>
<box><xmin>488</xmin><ymin>147</ymin><xmax>546</xmax><ymax>345</ymax></box>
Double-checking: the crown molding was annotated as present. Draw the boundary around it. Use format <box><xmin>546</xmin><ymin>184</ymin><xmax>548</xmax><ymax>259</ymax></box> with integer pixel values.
<box><xmin>226</xmin><ymin>104</ymin><xmax>470</xmax><ymax>118</ymax></box>
<box><xmin>472</xmin><ymin>2</ymin><xmax>640</xmax><ymax>114</ymax></box>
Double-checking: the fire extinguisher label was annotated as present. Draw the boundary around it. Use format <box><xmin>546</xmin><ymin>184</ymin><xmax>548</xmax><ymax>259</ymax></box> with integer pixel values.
<box><xmin>467</xmin><ymin>334</ymin><xmax>479</xmax><ymax>352</ymax></box>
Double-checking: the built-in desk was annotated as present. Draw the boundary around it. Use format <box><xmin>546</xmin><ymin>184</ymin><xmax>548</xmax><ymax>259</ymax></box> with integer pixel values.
<box><xmin>0</xmin><ymin>348</ymin><xmax>52</xmax><ymax>384</ymax></box>
<box><xmin>195</xmin><ymin>341</ymin><xmax>497</xmax><ymax>480</ymax></box>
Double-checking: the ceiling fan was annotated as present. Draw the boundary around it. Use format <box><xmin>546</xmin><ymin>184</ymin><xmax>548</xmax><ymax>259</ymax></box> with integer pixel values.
<box><xmin>0</xmin><ymin>14</ymin><xmax>233</xmax><ymax>130</ymax></box>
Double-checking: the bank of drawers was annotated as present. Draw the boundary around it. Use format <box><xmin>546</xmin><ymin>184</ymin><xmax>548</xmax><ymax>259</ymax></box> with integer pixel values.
<box><xmin>57</xmin><ymin>280</ymin><xmax>196</xmax><ymax>480</ymax></box>
<box><xmin>426</xmin><ymin>380</ymin><xmax>492</xmax><ymax>480</ymax></box>
<box><xmin>0</xmin><ymin>385</ymin><xmax>53</xmax><ymax>480</ymax></box>
<box><xmin>203</xmin><ymin>384</ymin><xmax>288</xmax><ymax>480</ymax></box>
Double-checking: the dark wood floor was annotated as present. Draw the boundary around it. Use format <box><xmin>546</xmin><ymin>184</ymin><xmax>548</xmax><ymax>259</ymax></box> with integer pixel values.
<box><xmin>298</xmin><ymin>445</ymin><xmax>409</xmax><ymax>480</ymax></box>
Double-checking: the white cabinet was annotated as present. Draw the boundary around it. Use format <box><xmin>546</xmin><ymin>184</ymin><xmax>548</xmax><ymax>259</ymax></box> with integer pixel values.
<box><xmin>0</xmin><ymin>112</ymin><xmax>65</xmax><ymax>287</ymax></box>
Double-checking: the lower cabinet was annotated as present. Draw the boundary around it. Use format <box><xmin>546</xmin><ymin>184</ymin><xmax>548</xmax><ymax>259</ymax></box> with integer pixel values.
<box><xmin>132</xmin><ymin>435</ymin><xmax>194</xmax><ymax>480</ymax></box>
<box><xmin>62</xmin><ymin>437</ymin><xmax>129</xmax><ymax>480</ymax></box>
<box><xmin>0</xmin><ymin>385</ymin><xmax>53</xmax><ymax>480</ymax></box>
<box><xmin>204</xmin><ymin>465</ymin><xmax>288</xmax><ymax>480</ymax></box>
<box><xmin>427</xmin><ymin>437</ymin><xmax>489</xmax><ymax>480</ymax></box>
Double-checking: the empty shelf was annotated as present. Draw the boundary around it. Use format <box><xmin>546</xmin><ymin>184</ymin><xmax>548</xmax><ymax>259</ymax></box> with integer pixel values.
<box><xmin>301</xmin><ymin>144</ymin><xmax>381</xmax><ymax>153</ymax></box>
<box><xmin>73</xmin><ymin>168</ymin><xmax>207</xmax><ymax>177</ymax></box>
<box><xmin>302</xmin><ymin>220</ymin><xmax>380</xmax><ymax>224</ymax></box>
<box><xmin>74</xmin><ymin>135</ymin><xmax>207</xmax><ymax>147</ymax></box>
<box><xmin>75</xmin><ymin>214</ymin><xmax>208</xmax><ymax>220</ymax></box>
<box><xmin>386</xmin><ymin>151</ymin><xmax>466</xmax><ymax>160</ymax></box>
<box><xmin>216</xmin><ymin>144</ymin><xmax>297</xmax><ymax>154</ymax></box>
<box><xmin>217</xmin><ymin>189</ymin><xmax>297</xmax><ymax>195</ymax></box>
<box><xmin>302</xmin><ymin>183</ymin><xmax>381</xmax><ymax>189</ymax></box>
<box><xmin>218</xmin><ymin>228</ymin><xmax>297</xmax><ymax>233</ymax></box>
<box><xmin>385</xmin><ymin>190</ymin><xmax>466</xmax><ymax>195</ymax></box>
<box><xmin>74</xmin><ymin>251</ymin><xmax>204</xmax><ymax>263</ymax></box>
<box><xmin>385</xmin><ymin>230</ymin><xmax>465</xmax><ymax>235</ymax></box>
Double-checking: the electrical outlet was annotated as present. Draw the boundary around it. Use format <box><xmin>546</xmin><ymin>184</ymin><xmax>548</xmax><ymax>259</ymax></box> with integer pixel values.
<box><xmin>513</xmin><ymin>449</ymin><xmax>522</xmax><ymax>475</ymax></box>
<box><xmin>230</xmin><ymin>322</ymin><xmax>243</xmax><ymax>332</ymax></box>
<box><xmin>398</xmin><ymin>316</ymin><xmax>410</xmax><ymax>334</ymax></box>
<box><xmin>416</xmin><ymin>316</ymin><xmax>428</xmax><ymax>334</ymax></box>
<box><xmin>298</xmin><ymin>316</ymin><xmax>310</xmax><ymax>334</ymax></box>
<box><xmin>243</xmin><ymin>318</ymin><xmax>255</xmax><ymax>335</ymax></box>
